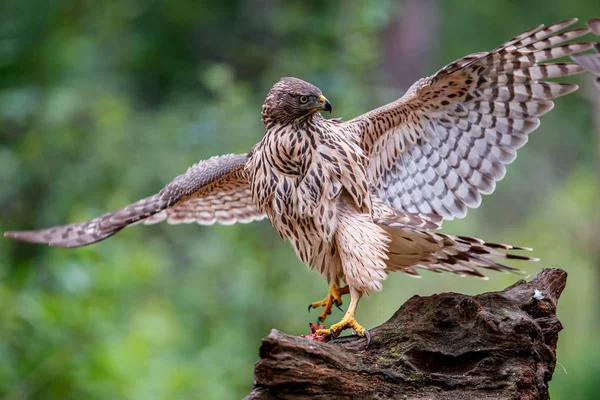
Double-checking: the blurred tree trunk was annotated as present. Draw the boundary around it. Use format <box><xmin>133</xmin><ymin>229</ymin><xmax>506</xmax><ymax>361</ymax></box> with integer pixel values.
<box><xmin>383</xmin><ymin>0</ymin><xmax>439</xmax><ymax>91</ymax></box>
<box><xmin>246</xmin><ymin>269</ymin><xmax>566</xmax><ymax>400</ymax></box>
<box><xmin>593</xmin><ymin>79</ymin><xmax>600</xmax><ymax>325</ymax></box>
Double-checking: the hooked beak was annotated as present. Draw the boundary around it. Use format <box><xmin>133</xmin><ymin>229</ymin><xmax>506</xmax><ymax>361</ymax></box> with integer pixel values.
<box><xmin>319</xmin><ymin>95</ymin><xmax>332</xmax><ymax>113</ymax></box>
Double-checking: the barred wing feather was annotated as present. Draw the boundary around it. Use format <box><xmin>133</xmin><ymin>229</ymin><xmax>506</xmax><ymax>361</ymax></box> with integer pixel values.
<box><xmin>350</xmin><ymin>18</ymin><xmax>593</xmax><ymax>219</ymax></box>
<box><xmin>4</xmin><ymin>154</ymin><xmax>265</xmax><ymax>248</ymax></box>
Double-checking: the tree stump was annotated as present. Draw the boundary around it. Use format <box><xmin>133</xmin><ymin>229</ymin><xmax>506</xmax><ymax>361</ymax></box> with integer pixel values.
<box><xmin>245</xmin><ymin>268</ymin><xmax>567</xmax><ymax>400</ymax></box>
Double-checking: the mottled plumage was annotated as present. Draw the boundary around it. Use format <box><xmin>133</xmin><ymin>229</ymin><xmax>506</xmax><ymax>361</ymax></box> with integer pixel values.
<box><xmin>5</xmin><ymin>19</ymin><xmax>597</xmax><ymax>342</ymax></box>
<box><xmin>7</xmin><ymin>154</ymin><xmax>265</xmax><ymax>247</ymax></box>
<box><xmin>356</xmin><ymin>19</ymin><xmax>592</xmax><ymax>219</ymax></box>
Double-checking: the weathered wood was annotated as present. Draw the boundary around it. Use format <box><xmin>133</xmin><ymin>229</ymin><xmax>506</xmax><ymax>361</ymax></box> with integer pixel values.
<box><xmin>246</xmin><ymin>268</ymin><xmax>567</xmax><ymax>400</ymax></box>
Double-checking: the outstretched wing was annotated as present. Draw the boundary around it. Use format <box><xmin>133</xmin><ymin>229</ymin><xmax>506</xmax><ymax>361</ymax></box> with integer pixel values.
<box><xmin>4</xmin><ymin>153</ymin><xmax>265</xmax><ymax>248</ymax></box>
<box><xmin>348</xmin><ymin>18</ymin><xmax>594</xmax><ymax>220</ymax></box>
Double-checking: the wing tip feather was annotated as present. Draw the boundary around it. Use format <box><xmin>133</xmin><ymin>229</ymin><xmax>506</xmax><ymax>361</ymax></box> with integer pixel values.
<box><xmin>4</xmin><ymin>230</ymin><xmax>44</xmax><ymax>243</ymax></box>
<box><xmin>589</xmin><ymin>18</ymin><xmax>600</xmax><ymax>35</ymax></box>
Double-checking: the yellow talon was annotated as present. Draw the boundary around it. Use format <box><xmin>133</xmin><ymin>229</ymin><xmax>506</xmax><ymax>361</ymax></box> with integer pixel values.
<box><xmin>308</xmin><ymin>282</ymin><xmax>349</xmax><ymax>323</ymax></box>
<box><xmin>314</xmin><ymin>295</ymin><xmax>371</xmax><ymax>346</ymax></box>
<box><xmin>316</xmin><ymin>315</ymin><xmax>367</xmax><ymax>337</ymax></box>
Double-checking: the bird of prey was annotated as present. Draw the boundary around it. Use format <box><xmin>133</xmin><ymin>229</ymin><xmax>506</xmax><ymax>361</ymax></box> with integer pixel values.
<box><xmin>5</xmin><ymin>19</ymin><xmax>596</xmax><ymax>344</ymax></box>
<box><xmin>571</xmin><ymin>19</ymin><xmax>600</xmax><ymax>88</ymax></box>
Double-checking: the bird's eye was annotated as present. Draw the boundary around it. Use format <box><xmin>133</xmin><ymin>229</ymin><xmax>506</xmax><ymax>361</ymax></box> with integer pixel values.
<box><xmin>299</xmin><ymin>96</ymin><xmax>308</xmax><ymax>104</ymax></box>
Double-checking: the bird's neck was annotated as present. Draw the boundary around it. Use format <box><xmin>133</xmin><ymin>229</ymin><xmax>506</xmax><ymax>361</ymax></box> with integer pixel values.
<box><xmin>261</xmin><ymin>111</ymin><xmax>325</xmax><ymax>130</ymax></box>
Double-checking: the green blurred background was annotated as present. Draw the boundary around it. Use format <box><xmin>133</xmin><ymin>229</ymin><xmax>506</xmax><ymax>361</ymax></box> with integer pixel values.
<box><xmin>1</xmin><ymin>0</ymin><xmax>599</xmax><ymax>398</ymax></box>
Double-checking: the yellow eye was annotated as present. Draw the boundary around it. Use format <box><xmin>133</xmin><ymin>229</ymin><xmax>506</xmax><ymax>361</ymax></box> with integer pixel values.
<box><xmin>299</xmin><ymin>96</ymin><xmax>308</xmax><ymax>104</ymax></box>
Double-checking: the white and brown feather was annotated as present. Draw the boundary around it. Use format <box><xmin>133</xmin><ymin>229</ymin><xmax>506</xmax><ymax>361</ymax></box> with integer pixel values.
<box><xmin>5</xmin><ymin>154</ymin><xmax>264</xmax><ymax>247</ymax></box>
<box><xmin>144</xmin><ymin>160</ymin><xmax>264</xmax><ymax>226</ymax></box>
<box><xmin>349</xmin><ymin>18</ymin><xmax>593</xmax><ymax>220</ymax></box>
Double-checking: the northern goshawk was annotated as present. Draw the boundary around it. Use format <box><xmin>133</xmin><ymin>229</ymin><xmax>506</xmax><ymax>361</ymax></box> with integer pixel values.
<box><xmin>5</xmin><ymin>19</ymin><xmax>597</xmax><ymax>343</ymax></box>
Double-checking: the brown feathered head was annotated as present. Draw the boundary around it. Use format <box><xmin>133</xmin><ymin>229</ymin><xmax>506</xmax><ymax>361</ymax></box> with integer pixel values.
<box><xmin>261</xmin><ymin>77</ymin><xmax>332</xmax><ymax>124</ymax></box>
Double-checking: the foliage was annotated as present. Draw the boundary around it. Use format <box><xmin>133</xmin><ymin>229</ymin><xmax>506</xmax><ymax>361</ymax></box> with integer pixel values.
<box><xmin>1</xmin><ymin>1</ymin><xmax>599</xmax><ymax>398</ymax></box>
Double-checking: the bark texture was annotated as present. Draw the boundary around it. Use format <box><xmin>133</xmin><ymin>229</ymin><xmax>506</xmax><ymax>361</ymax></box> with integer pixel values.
<box><xmin>246</xmin><ymin>268</ymin><xmax>567</xmax><ymax>400</ymax></box>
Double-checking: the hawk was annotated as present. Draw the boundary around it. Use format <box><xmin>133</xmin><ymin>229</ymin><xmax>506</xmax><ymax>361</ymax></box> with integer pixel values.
<box><xmin>5</xmin><ymin>19</ymin><xmax>596</xmax><ymax>344</ymax></box>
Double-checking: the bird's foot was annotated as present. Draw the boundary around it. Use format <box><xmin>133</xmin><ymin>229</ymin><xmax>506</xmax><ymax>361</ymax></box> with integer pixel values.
<box><xmin>307</xmin><ymin>283</ymin><xmax>350</xmax><ymax>323</ymax></box>
<box><xmin>314</xmin><ymin>315</ymin><xmax>371</xmax><ymax>346</ymax></box>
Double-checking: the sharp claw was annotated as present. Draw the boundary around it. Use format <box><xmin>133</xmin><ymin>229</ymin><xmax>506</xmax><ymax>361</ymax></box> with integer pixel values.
<box><xmin>333</xmin><ymin>299</ymin><xmax>343</xmax><ymax>312</ymax></box>
<box><xmin>364</xmin><ymin>329</ymin><xmax>371</xmax><ymax>348</ymax></box>
<box><xmin>329</xmin><ymin>328</ymin><xmax>336</xmax><ymax>340</ymax></box>
<box><xmin>308</xmin><ymin>304</ymin><xmax>313</xmax><ymax>313</ymax></box>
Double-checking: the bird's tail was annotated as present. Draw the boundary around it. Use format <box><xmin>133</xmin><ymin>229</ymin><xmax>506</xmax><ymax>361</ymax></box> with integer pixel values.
<box><xmin>376</xmin><ymin>218</ymin><xmax>537</xmax><ymax>278</ymax></box>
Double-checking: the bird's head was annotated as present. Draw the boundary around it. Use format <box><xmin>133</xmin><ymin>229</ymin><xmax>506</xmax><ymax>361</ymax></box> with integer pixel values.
<box><xmin>262</xmin><ymin>77</ymin><xmax>332</xmax><ymax>124</ymax></box>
